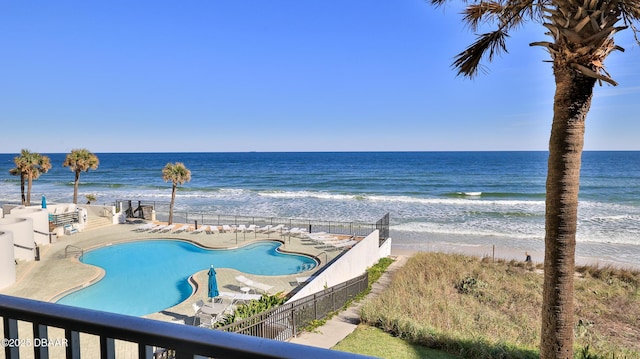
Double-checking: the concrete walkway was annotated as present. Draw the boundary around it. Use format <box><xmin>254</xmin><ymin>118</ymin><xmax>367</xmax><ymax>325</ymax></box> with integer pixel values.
<box><xmin>288</xmin><ymin>255</ymin><xmax>409</xmax><ymax>349</ymax></box>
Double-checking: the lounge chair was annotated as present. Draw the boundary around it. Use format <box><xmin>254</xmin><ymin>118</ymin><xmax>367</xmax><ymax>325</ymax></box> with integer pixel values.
<box><xmin>267</xmin><ymin>224</ymin><xmax>285</xmax><ymax>234</ymax></box>
<box><xmin>207</xmin><ymin>226</ymin><xmax>220</xmax><ymax>234</ymax></box>
<box><xmin>246</xmin><ymin>224</ymin><xmax>256</xmax><ymax>233</ymax></box>
<box><xmin>173</xmin><ymin>224</ymin><xmax>191</xmax><ymax>233</ymax></box>
<box><xmin>222</xmin><ymin>225</ymin><xmax>236</xmax><ymax>233</ymax></box>
<box><xmin>150</xmin><ymin>224</ymin><xmax>169</xmax><ymax>232</ymax></box>
<box><xmin>197</xmin><ymin>312</ymin><xmax>216</xmax><ymax>328</ymax></box>
<box><xmin>235</xmin><ymin>275</ymin><xmax>274</xmax><ymax>294</ymax></box>
<box><xmin>191</xmin><ymin>225</ymin><xmax>208</xmax><ymax>234</ymax></box>
<box><xmin>236</xmin><ymin>224</ymin><xmax>247</xmax><ymax>233</ymax></box>
<box><xmin>232</xmin><ymin>293</ymin><xmax>262</xmax><ymax>304</ymax></box>
<box><xmin>160</xmin><ymin>224</ymin><xmax>176</xmax><ymax>232</ymax></box>
<box><xmin>134</xmin><ymin>223</ymin><xmax>155</xmax><ymax>232</ymax></box>
<box><xmin>284</xmin><ymin>227</ymin><xmax>307</xmax><ymax>237</ymax></box>
<box><xmin>330</xmin><ymin>239</ymin><xmax>358</xmax><ymax>250</ymax></box>
<box><xmin>256</xmin><ymin>225</ymin><xmax>272</xmax><ymax>233</ymax></box>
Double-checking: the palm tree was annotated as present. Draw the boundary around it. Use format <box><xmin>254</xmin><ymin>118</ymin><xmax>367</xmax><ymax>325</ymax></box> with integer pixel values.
<box><xmin>85</xmin><ymin>194</ymin><xmax>97</xmax><ymax>204</ymax></box>
<box><xmin>63</xmin><ymin>149</ymin><xmax>100</xmax><ymax>204</ymax></box>
<box><xmin>9</xmin><ymin>159</ymin><xmax>28</xmax><ymax>205</ymax></box>
<box><xmin>427</xmin><ymin>0</ymin><xmax>639</xmax><ymax>357</ymax></box>
<box><xmin>162</xmin><ymin>162</ymin><xmax>191</xmax><ymax>225</ymax></box>
<box><xmin>11</xmin><ymin>149</ymin><xmax>52</xmax><ymax>206</ymax></box>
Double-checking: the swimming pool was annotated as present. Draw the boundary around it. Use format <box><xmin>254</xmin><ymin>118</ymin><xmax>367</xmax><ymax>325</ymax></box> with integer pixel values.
<box><xmin>56</xmin><ymin>240</ymin><xmax>316</xmax><ymax>316</ymax></box>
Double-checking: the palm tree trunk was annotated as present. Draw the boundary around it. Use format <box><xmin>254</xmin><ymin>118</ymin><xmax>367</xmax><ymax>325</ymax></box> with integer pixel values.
<box><xmin>27</xmin><ymin>175</ymin><xmax>33</xmax><ymax>206</ymax></box>
<box><xmin>20</xmin><ymin>175</ymin><xmax>26</xmax><ymax>205</ymax></box>
<box><xmin>169</xmin><ymin>184</ymin><xmax>176</xmax><ymax>225</ymax></box>
<box><xmin>541</xmin><ymin>66</ymin><xmax>596</xmax><ymax>358</ymax></box>
<box><xmin>73</xmin><ymin>171</ymin><xmax>81</xmax><ymax>204</ymax></box>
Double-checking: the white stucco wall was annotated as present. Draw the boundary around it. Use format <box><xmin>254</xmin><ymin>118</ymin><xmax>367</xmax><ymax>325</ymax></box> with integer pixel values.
<box><xmin>288</xmin><ymin>230</ymin><xmax>388</xmax><ymax>301</ymax></box>
<box><xmin>0</xmin><ymin>231</ymin><xmax>16</xmax><ymax>290</ymax></box>
<box><xmin>0</xmin><ymin>217</ymin><xmax>35</xmax><ymax>261</ymax></box>
<box><xmin>7</xmin><ymin>207</ymin><xmax>50</xmax><ymax>245</ymax></box>
<box><xmin>379</xmin><ymin>237</ymin><xmax>392</xmax><ymax>258</ymax></box>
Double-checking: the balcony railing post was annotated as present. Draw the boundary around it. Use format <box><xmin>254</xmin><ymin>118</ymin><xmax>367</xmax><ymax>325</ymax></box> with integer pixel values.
<box><xmin>100</xmin><ymin>336</ymin><xmax>115</xmax><ymax>359</ymax></box>
<box><xmin>33</xmin><ymin>322</ymin><xmax>49</xmax><ymax>359</ymax></box>
<box><xmin>140</xmin><ymin>344</ymin><xmax>154</xmax><ymax>359</ymax></box>
<box><xmin>65</xmin><ymin>329</ymin><xmax>80</xmax><ymax>359</ymax></box>
<box><xmin>3</xmin><ymin>317</ymin><xmax>19</xmax><ymax>358</ymax></box>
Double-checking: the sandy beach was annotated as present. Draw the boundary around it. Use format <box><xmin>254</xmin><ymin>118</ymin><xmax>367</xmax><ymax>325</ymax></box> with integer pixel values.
<box><xmin>390</xmin><ymin>240</ymin><xmax>640</xmax><ymax>271</ymax></box>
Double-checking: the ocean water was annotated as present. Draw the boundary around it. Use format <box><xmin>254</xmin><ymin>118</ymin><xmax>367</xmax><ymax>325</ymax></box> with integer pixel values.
<box><xmin>1</xmin><ymin>151</ymin><xmax>639</xmax><ymax>267</ymax></box>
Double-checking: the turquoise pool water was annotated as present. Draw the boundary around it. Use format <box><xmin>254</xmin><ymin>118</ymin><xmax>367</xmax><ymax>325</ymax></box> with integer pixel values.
<box><xmin>56</xmin><ymin>240</ymin><xmax>316</xmax><ymax>316</ymax></box>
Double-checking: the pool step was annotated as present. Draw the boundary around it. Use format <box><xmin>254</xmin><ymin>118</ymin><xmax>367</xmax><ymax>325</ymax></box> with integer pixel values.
<box><xmin>84</xmin><ymin>216</ymin><xmax>113</xmax><ymax>231</ymax></box>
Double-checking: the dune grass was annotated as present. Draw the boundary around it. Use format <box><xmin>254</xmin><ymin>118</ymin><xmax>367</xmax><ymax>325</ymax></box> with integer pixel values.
<box><xmin>358</xmin><ymin>252</ymin><xmax>640</xmax><ymax>359</ymax></box>
<box><xmin>333</xmin><ymin>324</ymin><xmax>459</xmax><ymax>359</ymax></box>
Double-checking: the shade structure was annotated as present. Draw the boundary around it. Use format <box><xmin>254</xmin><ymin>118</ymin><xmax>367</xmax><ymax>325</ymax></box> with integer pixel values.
<box><xmin>208</xmin><ymin>265</ymin><xmax>219</xmax><ymax>299</ymax></box>
<box><xmin>41</xmin><ymin>196</ymin><xmax>47</xmax><ymax>209</ymax></box>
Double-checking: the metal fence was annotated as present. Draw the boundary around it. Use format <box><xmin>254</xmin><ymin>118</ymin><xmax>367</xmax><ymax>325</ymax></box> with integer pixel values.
<box><xmin>217</xmin><ymin>272</ymin><xmax>369</xmax><ymax>341</ymax></box>
<box><xmin>48</xmin><ymin>211</ymin><xmax>79</xmax><ymax>228</ymax></box>
<box><xmin>117</xmin><ymin>200</ymin><xmax>390</xmax><ymax>243</ymax></box>
<box><xmin>376</xmin><ymin>212</ymin><xmax>390</xmax><ymax>246</ymax></box>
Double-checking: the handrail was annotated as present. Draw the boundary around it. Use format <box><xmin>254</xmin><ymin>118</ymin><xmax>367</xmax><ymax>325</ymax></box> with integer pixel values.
<box><xmin>0</xmin><ymin>294</ymin><xmax>371</xmax><ymax>359</ymax></box>
<box><xmin>64</xmin><ymin>245</ymin><xmax>84</xmax><ymax>258</ymax></box>
<box><xmin>316</xmin><ymin>251</ymin><xmax>329</xmax><ymax>265</ymax></box>
<box><xmin>34</xmin><ymin>229</ymin><xmax>58</xmax><ymax>244</ymax></box>
<box><xmin>13</xmin><ymin>243</ymin><xmax>34</xmax><ymax>251</ymax></box>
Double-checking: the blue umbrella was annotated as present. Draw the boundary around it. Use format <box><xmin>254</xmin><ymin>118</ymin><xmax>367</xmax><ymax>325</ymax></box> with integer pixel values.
<box><xmin>41</xmin><ymin>196</ymin><xmax>47</xmax><ymax>209</ymax></box>
<box><xmin>208</xmin><ymin>265</ymin><xmax>219</xmax><ymax>300</ymax></box>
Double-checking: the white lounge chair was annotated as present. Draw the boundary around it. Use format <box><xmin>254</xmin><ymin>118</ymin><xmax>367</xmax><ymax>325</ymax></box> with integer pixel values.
<box><xmin>173</xmin><ymin>224</ymin><xmax>191</xmax><ymax>233</ymax></box>
<box><xmin>256</xmin><ymin>225</ymin><xmax>272</xmax><ymax>233</ymax></box>
<box><xmin>134</xmin><ymin>223</ymin><xmax>155</xmax><ymax>231</ymax></box>
<box><xmin>222</xmin><ymin>225</ymin><xmax>236</xmax><ymax>233</ymax></box>
<box><xmin>330</xmin><ymin>240</ymin><xmax>358</xmax><ymax>249</ymax></box>
<box><xmin>150</xmin><ymin>224</ymin><xmax>169</xmax><ymax>232</ymax></box>
<box><xmin>161</xmin><ymin>224</ymin><xmax>176</xmax><ymax>232</ymax></box>
<box><xmin>235</xmin><ymin>275</ymin><xmax>274</xmax><ymax>294</ymax></box>
<box><xmin>267</xmin><ymin>224</ymin><xmax>285</xmax><ymax>234</ymax></box>
<box><xmin>246</xmin><ymin>224</ymin><xmax>256</xmax><ymax>233</ymax></box>
<box><xmin>232</xmin><ymin>293</ymin><xmax>262</xmax><ymax>304</ymax></box>
<box><xmin>207</xmin><ymin>226</ymin><xmax>220</xmax><ymax>234</ymax></box>
<box><xmin>236</xmin><ymin>224</ymin><xmax>247</xmax><ymax>233</ymax></box>
<box><xmin>191</xmin><ymin>225</ymin><xmax>209</xmax><ymax>234</ymax></box>
<box><xmin>284</xmin><ymin>227</ymin><xmax>307</xmax><ymax>237</ymax></box>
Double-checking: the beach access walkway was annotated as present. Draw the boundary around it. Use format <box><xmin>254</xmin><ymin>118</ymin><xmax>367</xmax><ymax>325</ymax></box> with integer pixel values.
<box><xmin>288</xmin><ymin>254</ymin><xmax>408</xmax><ymax>349</ymax></box>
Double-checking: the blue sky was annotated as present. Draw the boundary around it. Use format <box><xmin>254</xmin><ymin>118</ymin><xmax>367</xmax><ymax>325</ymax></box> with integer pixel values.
<box><xmin>1</xmin><ymin>1</ymin><xmax>639</xmax><ymax>153</ymax></box>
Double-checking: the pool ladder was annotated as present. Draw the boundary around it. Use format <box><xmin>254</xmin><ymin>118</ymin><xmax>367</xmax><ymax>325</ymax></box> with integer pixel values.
<box><xmin>65</xmin><ymin>245</ymin><xmax>84</xmax><ymax>258</ymax></box>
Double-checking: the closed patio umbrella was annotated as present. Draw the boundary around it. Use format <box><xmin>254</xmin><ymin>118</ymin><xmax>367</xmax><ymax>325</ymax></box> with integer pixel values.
<box><xmin>208</xmin><ymin>265</ymin><xmax>219</xmax><ymax>301</ymax></box>
<box><xmin>41</xmin><ymin>196</ymin><xmax>47</xmax><ymax>209</ymax></box>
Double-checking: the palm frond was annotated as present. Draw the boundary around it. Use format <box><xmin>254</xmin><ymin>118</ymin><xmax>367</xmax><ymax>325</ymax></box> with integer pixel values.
<box><xmin>453</xmin><ymin>30</ymin><xmax>509</xmax><ymax>78</ymax></box>
<box><xmin>501</xmin><ymin>0</ymin><xmax>545</xmax><ymax>28</ymax></box>
<box><xmin>463</xmin><ymin>2</ymin><xmax>505</xmax><ymax>31</ymax></box>
<box><xmin>427</xmin><ymin>0</ymin><xmax>450</xmax><ymax>8</ymax></box>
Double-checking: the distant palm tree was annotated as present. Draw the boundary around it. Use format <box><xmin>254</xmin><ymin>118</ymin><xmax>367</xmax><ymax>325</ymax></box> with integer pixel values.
<box><xmin>11</xmin><ymin>149</ymin><xmax>52</xmax><ymax>206</ymax></box>
<box><xmin>162</xmin><ymin>162</ymin><xmax>191</xmax><ymax>225</ymax></box>
<box><xmin>63</xmin><ymin>149</ymin><xmax>100</xmax><ymax>204</ymax></box>
<box><xmin>427</xmin><ymin>0</ymin><xmax>639</xmax><ymax>357</ymax></box>
<box><xmin>85</xmin><ymin>194</ymin><xmax>97</xmax><ymax>204</ymax></box>
<box><xmin>9</xmin><ymin>161</ymin><xmax>27</xmax><ymax>205</ymax></box>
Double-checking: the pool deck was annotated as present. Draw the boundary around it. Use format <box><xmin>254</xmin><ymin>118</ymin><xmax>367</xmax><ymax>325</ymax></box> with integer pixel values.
<box><xmin>2</xmin><ymin>220</ymin><xmax>347</xmax><ymax>325</ymax></box>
